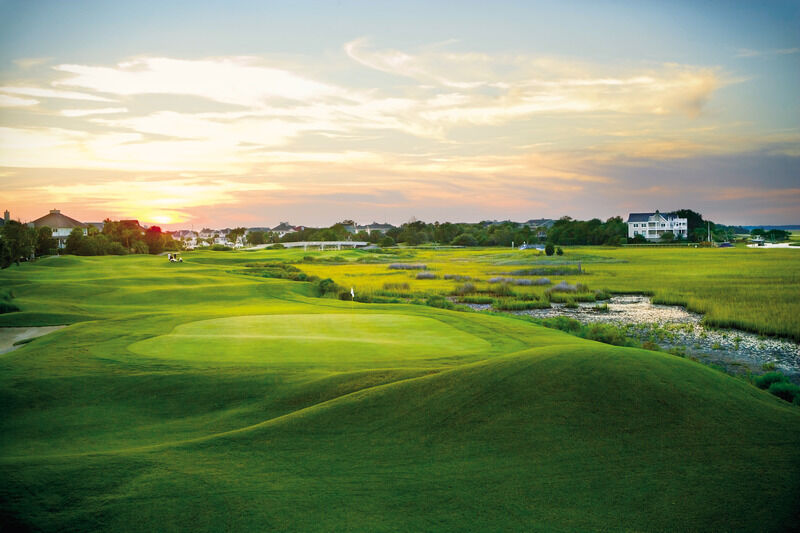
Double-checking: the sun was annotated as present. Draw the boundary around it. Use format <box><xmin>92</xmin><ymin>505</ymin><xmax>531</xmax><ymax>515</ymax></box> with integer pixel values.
<box><xmin>151</xmin><ymin>214</ymin><xmax>173</xmax><ymax>225</ymax></box>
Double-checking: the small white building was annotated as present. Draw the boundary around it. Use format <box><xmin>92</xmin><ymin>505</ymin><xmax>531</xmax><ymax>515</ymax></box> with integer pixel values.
<box><xmin>627</xmin><ymin>211</ymin><xmax>688</xmax><ymax>241</ymax></box>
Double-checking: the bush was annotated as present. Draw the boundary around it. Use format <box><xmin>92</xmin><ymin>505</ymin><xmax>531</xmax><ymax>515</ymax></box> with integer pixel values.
<box><xmin>556</xmin><ymin>247</ymin><xmax>563</xmax><ymax>256</ymax></box>
<box><xmin>443</xmin><ymin>274</ymin><xmax>471</xmax><ymax>281</ymax></box>
<box><xmin>270</xmin><ymin>243</ymin><xmax>285</xmax><ymax>249</ymax></box>
<box><xmin>388</xmin><ymin>263</ymin><xmax>426</xmax><ymax>270</ymax></box>
<box><xmin>484</xmin><ymin>283</ymin><xmax>515</xmax><ymax>297</ymax></box>
<box><xmin>425</xmin><ymin>295</ymin><xmax>454</xmax><ymax>309</ymax></box>
<box><xmin>545</xmin><ymin>243</ymin><xmax>555</xmax><ymax>256</ymax></box>
<box><xmin>106</xmin><ymin>242</ymin><xmax>128</xmax><ymax>255</ymax></box>
<box><xmin>767</xmin><ymin>381</ymin><xmax>800</xmax><ymax>403</ymax></box>
<box><xmin>383</xmin><ymin>282</ymin><xmax>410</xmax><ymax>291</ymax></box>
<box><xmin>315</xmin><ymin>278</ymin><xmax>342</xmax><ymax>297</ymax></box>
<box><xmin>210</xmin><ymin>244</ymin><xmax>233</xmax><ymax>251</ymax></box>
<box><xmin>452</xmin><ymin>282</ymin><xmax>476</xmax><ymax>295</ymax></box>
<box><xmin>754</xmin><ymin>372</ymin><xmax>789</xmax><ymax>390</ymax></box>
<box><xmin>380</xmin><ymin>236</ymin><xmax>395</xmax><ymax>247</ymax></box>
<box><xmin>0</xmin><ymin>301</ymin><xmax>20</xmax><ymax>314</ymax></box>
<box><xmin>416</xmin><ymin>272</ymin><xmax>437</xmax><ymax>280</ymax></box>
<box><xmin>451</xmin><ymin>233</ymin><xmax>478</xmax><ymax>247</ymax></box>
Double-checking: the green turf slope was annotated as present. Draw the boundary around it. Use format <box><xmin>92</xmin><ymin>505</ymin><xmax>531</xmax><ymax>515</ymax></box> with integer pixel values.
<box><xmin>1</xmin><ymin>252</ymin><xmax>799</xmax><ymax>532</ymax></box>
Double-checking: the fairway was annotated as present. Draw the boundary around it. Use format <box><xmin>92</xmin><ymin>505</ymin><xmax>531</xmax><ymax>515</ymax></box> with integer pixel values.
<box><xmin>130</xmin><ymin>313</ymin><xmax>491</xmax><ymax>365</ymax></box>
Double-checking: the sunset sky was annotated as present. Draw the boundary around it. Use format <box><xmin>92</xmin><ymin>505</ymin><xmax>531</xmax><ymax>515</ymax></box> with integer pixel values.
<box><xmin>1</xmin><ymin>0</ymin><xmax>798</xmax><ymax>228</ymax></box>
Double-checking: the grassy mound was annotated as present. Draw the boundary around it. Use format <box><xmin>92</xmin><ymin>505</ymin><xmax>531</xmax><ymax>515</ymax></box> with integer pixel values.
<box><xmin>130</xmin><ymin>313</ymin><xmax>491</xmax><ymax>366</ymax></box>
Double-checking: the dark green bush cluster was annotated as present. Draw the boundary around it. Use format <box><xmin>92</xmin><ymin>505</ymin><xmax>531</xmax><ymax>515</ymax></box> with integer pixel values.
<box><xmin>425</xmin><ymin>295</ymin><xmax>455</xmax><ymax>309</ymax></box>
<box><xmin>315</xmin><ymin>278</ymin><xmax>342</xmax><ymax>297</ymax></box>
<box><xmin>754</xmin><ymin>372</ymin><xmax>800</xmax><ymax>404</ymax></box>
<box><xmin>0</xmin><ymin>288</ymin><xmax>20</xmax><ymax>314</ymax></box>
<box><xmin>247</xmin><ymin>262</ymin><xmax>316</xmax><ymax>282</ymax></box>
<box><xmin>210</xmin><ymin>244</ymin><xmax>233</xmax><ymax>251</ymax></box>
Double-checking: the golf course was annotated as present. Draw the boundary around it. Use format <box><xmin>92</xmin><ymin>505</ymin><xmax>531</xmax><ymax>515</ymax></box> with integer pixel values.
<box><xmin>1</xmin><ymin>247</ymin><xmax>799</xmax><ymax>531</ymax></box>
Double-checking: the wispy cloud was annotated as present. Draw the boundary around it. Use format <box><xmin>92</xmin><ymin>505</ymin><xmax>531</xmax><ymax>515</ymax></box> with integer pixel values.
<box><xmin>735</xmin><ymin>47</ymin><xmax>799</xmax><ymax>58</ymax></box>
<box><xmin>0</xmin><ymin>86</ymin><xmax>115</xmax><ymax>102</ymax></box>
<box><xmin>60</xmin><ymin>107</ymin><xmax>129</xmax><ymax>117</ymax></box>
<box><xmin>0</xmin><ymin>94</ymin><xmax>38</xmax><ymax>107</ymax></box>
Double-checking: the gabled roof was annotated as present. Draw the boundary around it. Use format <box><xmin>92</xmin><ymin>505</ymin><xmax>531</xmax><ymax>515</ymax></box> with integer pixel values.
<box><xmin>626</xmin><ymin>212</ymin><xmax>681</xmax><ymax>223</ymax></box>
<box><xmin>272</xmin><ymin>222</ymin><xmax>296</xmax><ymax>232</ymax></box>
<box><xmin>30</xmin><ymin>209</ymin><xmax>85</xmax><ymax>229</ymax></box>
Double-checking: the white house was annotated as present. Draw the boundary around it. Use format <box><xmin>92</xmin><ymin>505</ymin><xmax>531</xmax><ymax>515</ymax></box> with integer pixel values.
<box><xmin>29</xmin><ymin>209</ymin><xmax>87</xmax><ymax>249</ymax></box>
<box><xmin>627</xmin><ymin>211</ymin><xmax>688</xmax><ymax>241</ymax></box>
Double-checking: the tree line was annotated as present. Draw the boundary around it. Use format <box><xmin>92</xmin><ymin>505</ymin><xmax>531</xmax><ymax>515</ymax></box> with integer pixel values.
<box><xmin>0</xmin><ymin>219</ymin><xmax>181</xmax><ymax>268</ymax></box>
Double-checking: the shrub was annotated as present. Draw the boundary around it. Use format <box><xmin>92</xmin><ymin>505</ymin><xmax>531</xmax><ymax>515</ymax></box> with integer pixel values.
<box><xmin>425</xmin><ymin>295</ymin><xmax>454</xmax><ymax>309</ymax></box>
<box><xmin>270</xmin><ymin>243</ymin><xmax>285</xmax><ymax>249</ymax></box>
<box><xmin>484</xmin><ymin>283</ymin><xmax>515</xmax><ymax>297</ymax></box>
<box><xmin>443</xmin><ymin>274</ymin><xmax>471</xmax><ymax>281</ymax></box>
<box><xmin>383</xmin><ymin>282</ymin><xmax>410</xmax><ymax>291</ymax></box>
<box><xmin>416</xmin><ymin>272</ymin><xmax>437</xmax><ymax>280</ymax></box>
<box><xmin>595</xmin><ymin>288</ymin><xmax>612</xmax><ymax>300</ymax></box>
<box><xmin>451</xmin><ymin>233</ymin><xmax>478</xmax><ymax>247</ymax></box>
<box><xmin>314</xmin><ymin>278</ymin><xmax>343</xmax><ymax>297</ymax></box>
<box><xmin>380</xmin><ymin>236</ymin><xmax>395</xmax><ymax>247</ymax></box>
<box><xmin>754</xmin><ymin>372</ymin><xmax>789</xmax><ymax>390</ymax></box>
<box><xmin>556</xmin><ymin>247</ymin><xmax>563</xmax><ymax>256</ymax></box>
<box><xmin>388</xmin><ymin>263</ymin><xmax>426</xmax><ymax>270</ymax></box>
<box><xmin>107</xmin><ymin>242</ymin><xmax>128</xmax><ymax>255</ymax></box>
<box><xmin>0</xmin><ymin>301</ymin><xmax>20</xmax><ymax>314</ymax></box>
<box><xmin>545</xmin><ymin>243</ymin><xmax>555</xmax><ymax>256</ymax></box>
<box><xmin>594</xmin><ymin>303</ymin><xmax>609</xmax><ymax>312</ymax></box>
<box><xmin>210</xmin><ymin>244</ymin><xmax>233</xmax><ymax>251</ymax></box>
<box><xmin>767</xmin><ymin>381</ymin><xmax>800</xmax><ymax>403</ymax></box>
<box><xmin>453</xmin><ymin>282</ymin><xmax>476</xmax><ymax>295</ymax></box>
<box><xmin>564</xmin><ymin>299</ymin><xmax>579</xmax><ymax>309</ymax></box>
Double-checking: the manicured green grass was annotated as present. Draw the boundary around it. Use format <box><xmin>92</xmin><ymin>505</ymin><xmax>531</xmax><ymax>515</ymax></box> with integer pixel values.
<box><xmin>298</xmin><ymin>245</ymin><xmax>800</xmax><ymax>340</ymax></box>
<box><xmin>1</xmin><ymin>250</ymin><xmax>799</xmax><ymax>531</ymax></box>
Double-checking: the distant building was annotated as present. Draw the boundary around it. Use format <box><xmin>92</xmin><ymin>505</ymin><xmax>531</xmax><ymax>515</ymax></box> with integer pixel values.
<box><xmin>626</xmin><ymin>211</ymin><xmax>687</xmax><ymax>241</ymax></box>
<box><xmin>29</xmin><ymin>209</ymin><xmax>87</xmax><ymax>248</ymax></box>
<box><xmin>272</xmin><ymin>222</ymin><xmax>298</xmax><ymax>238</ymax></box>
<box><xmin>346</xmin><ymin>222</ymin><xmax>395</xmax><ymax>235</ymax></box>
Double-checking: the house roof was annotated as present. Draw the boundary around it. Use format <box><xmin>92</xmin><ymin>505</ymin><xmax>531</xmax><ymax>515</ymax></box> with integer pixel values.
<box><xmin>30</xmin><ymin>209</ymin><xmax>85</xmax><ymax>229</ymax></box>
<box><xmin>626</xmin><ymin>212</ymin><xmax>681</xmax><ymax>223</ymax></box>
<box><xmin>272</xmin><ymin>222</ymin><xmax>296</xmax><ymax>232</ymax></box>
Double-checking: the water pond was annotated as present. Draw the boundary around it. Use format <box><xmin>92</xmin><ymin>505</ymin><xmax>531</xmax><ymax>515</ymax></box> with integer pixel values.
<box><xmin>472</xmin><ymin>295</ymin><xmax>800</xmax><ymax>380</ymax></box>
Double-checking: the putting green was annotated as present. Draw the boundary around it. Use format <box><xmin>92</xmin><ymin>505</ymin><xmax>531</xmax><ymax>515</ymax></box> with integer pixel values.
<box><xmin>129</xmin><ymin>313</ymin><xmax>491</xmax><ymax>365</ymax></box>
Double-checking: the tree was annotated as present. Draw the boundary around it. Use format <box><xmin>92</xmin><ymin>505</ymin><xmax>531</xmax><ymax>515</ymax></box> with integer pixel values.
<box><xmin>379</xmin><ymin>235</ymin><xmax>395</xmax><ymax>247</ymax></box>
<box><xmin>660</xmin><ymin>231</ymin><xmax>675</xmax><ymax>243</ymax></box>
<box><xmin>227</xmin><ymin>227</ymin><xmax>247</xmax><ymax>246</ymax></box>
<box><xmin>545</xmin><ymin>243</ymin><xmax>555</xmax><ymax>256</ymax></box>
<box><xmin>144</xmin><ymin>226</ymin><xmax>165</xmax><ymax>254</ymax></box>
<box><xmin>35</xmin><ymin>226</ymin><xmax>58</xmax><ymax>256</ymax></box>
<box><xmin>247</xmin><ymin>231</ymin><xmax>267</xmax><ymax>245</ymax></box>
<box><xmin>65</xmin><ymin>227</ymin><xmax>85</xmax><ymax>255</ymax></box>
<box><xmin>451</xmin><ymin>233</ymin><xmax>478</xmax><ymax>246</ymax></box>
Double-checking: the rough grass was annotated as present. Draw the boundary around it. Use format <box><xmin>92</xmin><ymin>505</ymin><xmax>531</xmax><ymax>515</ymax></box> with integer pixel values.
<box><xmin>0</xmin><ymin>250</ymin><xmax>798</xmax><ymax>532</ymax></box>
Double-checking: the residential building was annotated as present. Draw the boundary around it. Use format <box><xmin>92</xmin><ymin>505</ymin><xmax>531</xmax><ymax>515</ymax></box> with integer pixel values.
<box><xmin>29</xmin><ymin>209</ymin><xmax>87</xmax><ymax>248</ymax></box>
<box><xmin>626</xmin><ymin>211</ymin><xmax>688</xmax><ymax>241</ymax></box>
<box><xmin>271</xmin><ymin>222</ymin><xmax>298</xmax><ymax>238</ymax></box>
